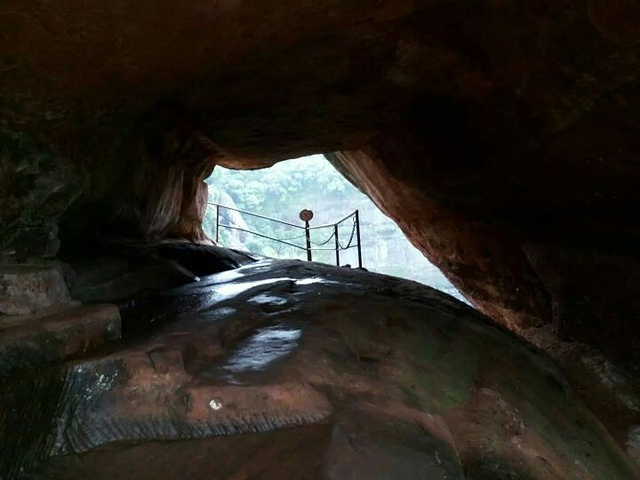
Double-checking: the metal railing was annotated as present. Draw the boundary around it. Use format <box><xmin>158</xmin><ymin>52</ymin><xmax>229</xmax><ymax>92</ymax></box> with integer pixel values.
<box><xmin>209</xmin><ymin>203</ymin><xmax>363</xmax><ymax>268</ymax></box>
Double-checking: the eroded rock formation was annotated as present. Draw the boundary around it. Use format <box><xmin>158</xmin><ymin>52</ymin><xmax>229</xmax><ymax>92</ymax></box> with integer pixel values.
<box><xmin>2</xmin><ymin>1</ymin><xmax>640</xmax><ymax>474</ymax></box>
<box><xmin>2</xmin><ymin>260</ymin><xmax>637</xmax><ymax>479</ymax></box>
<box><xmin>2</xmin><ymin>0</ymin><xmax>639</xmax><ymax>361</ymax></box>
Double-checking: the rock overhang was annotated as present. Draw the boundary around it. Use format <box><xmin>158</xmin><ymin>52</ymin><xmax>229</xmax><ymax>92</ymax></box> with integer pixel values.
<box><xmin>1</xmin><ymin>0</ymin><xmax>640</xmax><ymax>370</ymax></box>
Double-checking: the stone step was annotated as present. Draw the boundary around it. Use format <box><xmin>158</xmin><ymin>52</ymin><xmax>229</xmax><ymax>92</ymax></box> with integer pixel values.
<box><xmin>0</xmin><ymin>304</ymin><xmax>121</xmax><ymax>379</ymax></box>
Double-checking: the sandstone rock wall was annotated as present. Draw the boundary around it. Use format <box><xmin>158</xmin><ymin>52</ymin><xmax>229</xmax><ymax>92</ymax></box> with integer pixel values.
<box><xmin>1</xmin><ymin>0</ymin><xmax>639</xmax><ymax>360</ymax></box>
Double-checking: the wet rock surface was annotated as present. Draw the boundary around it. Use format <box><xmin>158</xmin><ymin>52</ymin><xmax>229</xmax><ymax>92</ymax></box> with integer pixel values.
<box><xmin>523</xmin><ymin>325</ymin><xmax>640</xmax><ymax>469</ymax></box>
<box><xmin>0</xmin><ymin>303</ymin><xmax>121</xmax><ymax>380</ymax></box>
<box><xmin>2</xmin><ymin>260</ymin><xmax>636</xmax><ymax>479</ymax></box>
<box><xmin>65</xmin><ymin>241</ymin><xmax>256</xmax><ymax>304</ymax></box>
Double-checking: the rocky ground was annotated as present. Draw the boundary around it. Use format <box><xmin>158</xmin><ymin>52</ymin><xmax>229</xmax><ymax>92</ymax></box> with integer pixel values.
<box><xmin>1</xmin><ymin>256</ymin><xmax>637</xmax><ymax>479</ymax></box>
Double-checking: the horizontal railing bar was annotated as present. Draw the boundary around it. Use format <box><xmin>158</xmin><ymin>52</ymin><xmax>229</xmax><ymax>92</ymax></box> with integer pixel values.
<box><xmin>220</xmin><ymin>224</ymin><xmax>360</xmax><ymax>252</ymax></box>
<box><xmin>310</xmin><ymin>246</ymin><xmax>358</xmax><ymax>251</ymax></box>
<box><xmin>213</xmin><ymin>202</ymin><xmax>356</xmax><ymax>231</ymax></box>
<box><xmin>219</xmin><ymin>225</ymin><xmax>307</xmax><ymax>250</ymax></box>
<box><xmin>308</xmin><ymin>211</ymin><xmax>357</xmax><ymax>230</ymax></box>
<box><xmin>212</xmin><ymin>202</ymin><xmax>362</xmax><ymax>265</ymax></box>
<box><xmin>328</xmin><ymin>245</ymin><xmax>360</xmax><ymax>251</ymax></box>
<box><xmin>211</xmin><ymin>203</ymin><xmax>304</xmax><ymax>229</ymax></box>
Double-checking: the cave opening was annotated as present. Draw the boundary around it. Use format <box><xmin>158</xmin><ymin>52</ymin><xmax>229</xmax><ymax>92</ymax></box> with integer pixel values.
<box><xmin>204</xmin><ymin>154</ymin><xmax>465</xmax><ymax>301</ymax></box>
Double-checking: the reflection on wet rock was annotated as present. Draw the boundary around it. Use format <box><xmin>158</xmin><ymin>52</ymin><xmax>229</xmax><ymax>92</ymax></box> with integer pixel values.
<box><xmin>223</xmin><ymin>324</ymin><xmax>302</xmax><ymax>373</ymax></box>
<box><xmin>1</xmin><ymin>260</ymin><xmax>637</xmax><ymax>479</ymax></box>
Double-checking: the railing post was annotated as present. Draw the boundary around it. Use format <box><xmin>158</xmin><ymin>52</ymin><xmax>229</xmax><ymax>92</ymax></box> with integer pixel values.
<box><xmin>305</xmin><ymin>220</ymin><xmax>312</xmax><ymax>262</ymax></box>
<box><xmin>355</xmin><ymin>210</ymin><xmax>363</xmax><ymax>268</ymax></box>
<box><xmin>215</xmin><ymin>204</ymin><xmax>220</xmax><ymax>244</ymax></box>
<box><xmin>334</xmin><ymin>224</ymin><xmax>340</xmax><ymax>267</ymax></box>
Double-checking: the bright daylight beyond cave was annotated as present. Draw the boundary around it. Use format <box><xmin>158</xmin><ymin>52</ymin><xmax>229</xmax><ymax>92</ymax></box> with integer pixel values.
<box><xmin>203</xmin><ymin>155</ymin><xmax>464</xmax><ymax>301</ymax></box>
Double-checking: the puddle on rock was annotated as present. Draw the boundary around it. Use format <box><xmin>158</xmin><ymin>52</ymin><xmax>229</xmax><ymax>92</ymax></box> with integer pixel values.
<box><xmin>296</xmin><ymin>277</ymin><xmax>342</xmax><ymax>286</ymax></box>
<box><xmin>223</xmin><ymin>324</ymin><xmax>302</xmax><ymax>373</ymax></box>
<box><xmin>249</xmin><ymin>294</ymin><xmax>289</xmax><ymax>306</ymax></box>
<box><xmin>182</xmin><ymin>277</ymin><xmax>297</xmax><ymax>313</ymax></box>
<box><xmin>193</xmin><ymin>260</ymin><xmax>279</xmax><ymax>287</ymax></box>
<box><xmin>211</xmin><ymin>277</ymin><xmax>295</xmax><ymax>300</ymax></box>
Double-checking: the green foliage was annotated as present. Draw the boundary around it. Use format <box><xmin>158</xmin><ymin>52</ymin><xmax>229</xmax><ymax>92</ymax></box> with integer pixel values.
<box><xmin>204</xmin><ymin>155</ymin><xmax>357</xmax><ymax>263</ymax></box>
<box><xmin>203</xmin><ymin>155</ymin><xmax>465</xmax><ymax>301</ymax></box>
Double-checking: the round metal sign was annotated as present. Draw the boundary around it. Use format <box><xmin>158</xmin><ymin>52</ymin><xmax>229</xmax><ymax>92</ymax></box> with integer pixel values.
<box><xmin>299</xmin><ymin>209</ymin><xmax>314</xmax><ymax>222</ymax></box>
